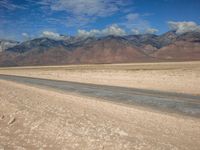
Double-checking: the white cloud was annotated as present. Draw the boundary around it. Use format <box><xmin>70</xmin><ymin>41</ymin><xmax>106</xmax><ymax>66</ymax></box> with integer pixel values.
<box><xmin>124</xmin><ymin>13</ymin><xmax>143</xmax><ymax>29</ymax></box>
<box><xmin>40</xmin><ymin>0</ymin><xmax>127</xmax><ymax>26</ymax></box>
<box><xmin>131</xmin><ymin>28</ymin><xmax>158</xmax><ymax>35</ymax></box>
<box><xmin>41</xmin><ymin>31</ymin><xmax>64</xmax><ymax>40</ymax></box>
<box><xmin>51</xmin><ymin>0</ymin><xmax>115</xmax><ymax>16</ymax></box>
<box><xmin>78</xmin><ymin>29</ymin><xmax>101</xmax><ymax>37</ymax></box>
<box><xmin>131</xmin><ymin>29</ymin><xmax>140</xmax><ymax>35</ymax></box>
<box><xmin>77</xmin><ymin>24</ymin><xmax>126</xmax><ymax>37</ymax></box>
<box><xmin>22</xmin><ymin>32</ymin><xmax>31</xmax><ymax>41</ymax></box>
<box><xmin>126</xmin><ymin>13</ymin><xmax>140</xmax><ymax>22</ymax></box>
<box><xmin>123</xmin><ymin>13</ymin><xmax>158</xmax><ymax>35</ymax></box>
<box><xmin>78</xmin><ymin>25</ymin><xmax>158</xmax><ymax>37</ymax></box>
<box><xmin>168</xmin><ymin>21</ymin><xmax>200</xmax><ymax>34</ymax></box>
<box><xmin>22</xmin><ymin>33</ymin><xmax>29</xmax><ymax>37</ymax></box>
<box><xmin>0</xmin><ymin>0</ymin><xmax>27</xmax><ymax>10</ymax></box>
<box><xmin>145</xmin><ymin>28</ymin><xmax>158</xmax><ymax>34</ymax></box>
<box><xmin>102</xmin><ymin>24</ymin><xmax>126</xmax><ymax>36</ymax></box>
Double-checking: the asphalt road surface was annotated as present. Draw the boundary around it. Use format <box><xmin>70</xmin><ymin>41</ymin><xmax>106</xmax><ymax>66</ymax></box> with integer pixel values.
<box><xmin>0</xmin><ymin>74</ymin><xmax>199</xmax><ymax>117</ymax></box>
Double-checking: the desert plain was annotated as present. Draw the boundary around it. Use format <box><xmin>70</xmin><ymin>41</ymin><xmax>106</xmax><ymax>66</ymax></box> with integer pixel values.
<box><xmin>0</xmin><ymin>61</ymin><xmax>200</xmax><ymax>149</ymax></box>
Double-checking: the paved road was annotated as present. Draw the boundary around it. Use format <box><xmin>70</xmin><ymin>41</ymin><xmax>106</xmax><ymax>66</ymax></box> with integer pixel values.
<box><xmin>0</xmin><ymin>74</ymin><xmax>200</xmax><ymax>117</ymax></box>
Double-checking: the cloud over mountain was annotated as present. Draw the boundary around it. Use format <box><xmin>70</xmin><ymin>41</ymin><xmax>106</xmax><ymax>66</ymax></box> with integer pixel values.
<box><xmin>168</xmin><ymin>21</ymin><xmax>200</xmax><ymax>34</ymax></box>
<box><xmin>41</xmin><ymin>31</ymin><xmax>65</xmax><ymax>40</ymax></box>
<box><xmin>145</xmin><ymin>28</ymin><xmax>158</xmax><ymax>34</ymax></box>
<box><xmin>78</xmin><ymin>24</ymin><xmax>126</xmax><ymax>37</ymax></box>
<box><xmin>131</xmin><ymin>28</ymin><xmax>158</xmax><ymax>35</ymax></box>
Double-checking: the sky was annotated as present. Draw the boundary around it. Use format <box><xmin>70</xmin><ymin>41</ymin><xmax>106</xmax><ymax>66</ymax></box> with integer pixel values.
<box><xmin>0</xmin><ymin>0</ymin><xmax>200</xmax><ymax>41</ymax></box>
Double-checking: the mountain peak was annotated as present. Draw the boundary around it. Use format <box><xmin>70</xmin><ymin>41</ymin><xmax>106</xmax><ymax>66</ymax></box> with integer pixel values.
<box><xmin>0</xmin><ymin>30</ymin><xmax>200</xmax><ymax>66</ymax></box>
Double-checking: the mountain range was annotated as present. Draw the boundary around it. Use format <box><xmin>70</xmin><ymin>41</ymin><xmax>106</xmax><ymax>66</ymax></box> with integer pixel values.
<box><xmin>0</xmin><ymin>31</ymin><xmax>200</xmax><ymax>66</ymax></box>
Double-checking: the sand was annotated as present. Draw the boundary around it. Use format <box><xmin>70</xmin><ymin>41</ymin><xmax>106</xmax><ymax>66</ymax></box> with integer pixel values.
<box><xmin>0</xmin><ymin>61</ymin><xmax>200</xmax><ymax>95</ymax></box>
<box><xmin>0</xmin><ymin>80</ymin><xmax>200</xmax><ymax>149</ymax></box>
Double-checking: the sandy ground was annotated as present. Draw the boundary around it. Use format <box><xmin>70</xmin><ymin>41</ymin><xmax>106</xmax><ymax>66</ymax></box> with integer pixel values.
<box><xmin>0</xmin><ymin>61</ymin><xmax>200</xmax><ymax>95</ymax></box>
<box><xmin>0</xmin><ymin>80</ymin><xmax>200</xmax><ymax>150</ymax></box>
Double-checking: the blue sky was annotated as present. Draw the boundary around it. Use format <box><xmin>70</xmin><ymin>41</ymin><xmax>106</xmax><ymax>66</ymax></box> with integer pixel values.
<box><xmin>0</xmin><ymin>0</ymin><xmax>200</xmax><ymax>41</ymax></box>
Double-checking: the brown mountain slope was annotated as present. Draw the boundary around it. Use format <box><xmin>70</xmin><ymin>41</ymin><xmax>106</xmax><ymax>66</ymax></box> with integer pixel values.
<box><xmin>0</xmin><ymin>38</ymin><xmax>152</xmax><ymax>66</ymax></box>
<box><xmin>70</xmin><ymin>37</ymin><xmax>151</xmax><ymax>64</ymax></box>
<box><xmin>153</xmin><ymin>41</ymin><xmax>200</xmax><ymax>61</ymax></box>
<box><xmin>15</xmin><ymin>48</ymin><xmax>73</xmax><ymax>66</ymax></box>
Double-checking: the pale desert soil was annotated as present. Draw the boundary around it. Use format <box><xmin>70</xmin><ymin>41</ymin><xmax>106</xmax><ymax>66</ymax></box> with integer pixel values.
<box><xmin>0</xmin><ymin>61</ymin><xmax>200</xmax><ymax>95</ymax></box>
<box><xmin>0</xmin><ymin>80</ymin><xmax>200</xmax><ymax>150</ymax></box>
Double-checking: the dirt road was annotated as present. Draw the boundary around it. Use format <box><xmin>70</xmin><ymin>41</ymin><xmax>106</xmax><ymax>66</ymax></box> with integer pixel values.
<box><xmin>1</xmin><ymin>61</ymin><xmax>200</xmax><ymax>95</ymax></box>
<box><xmin>0</xmin><ymin>74</ymin><xmax>199</xmax><ymax>117</ymax></box>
